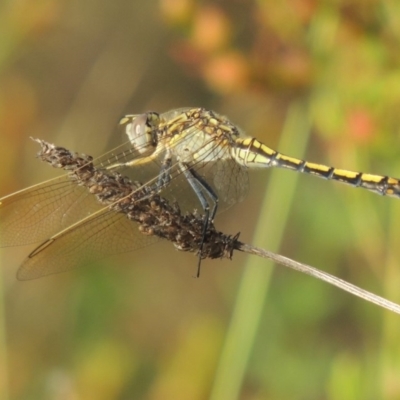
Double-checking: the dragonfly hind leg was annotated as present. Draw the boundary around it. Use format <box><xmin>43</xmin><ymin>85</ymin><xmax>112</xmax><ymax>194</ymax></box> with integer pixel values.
<box><xmin>179</xmin><ymin>162</ymin><xmax>219</xmax><ymax>277</ymax></box>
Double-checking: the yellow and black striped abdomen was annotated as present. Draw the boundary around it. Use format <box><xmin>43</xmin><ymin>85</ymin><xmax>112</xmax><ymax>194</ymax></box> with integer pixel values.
<box><xmin>233</xmin><ymin>137</ymin><xmax>400</xmax><ymax>198</ymax></box>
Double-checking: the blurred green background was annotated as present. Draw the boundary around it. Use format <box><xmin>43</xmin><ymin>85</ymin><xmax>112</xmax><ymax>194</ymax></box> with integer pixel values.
<box><xmin>1</xmin><ymin>0</ymin><xmax>400</xmax><ymax>399</ymax></box>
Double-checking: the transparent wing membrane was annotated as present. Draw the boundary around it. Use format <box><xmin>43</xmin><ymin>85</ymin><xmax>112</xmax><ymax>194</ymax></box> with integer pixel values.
<box><xmin>0</xmin><ymin>177</ymin><xmax>101</xmax><ymax>247</ymax></box>
<box><xmin>17</xmin><ymin>210</ymin><xmax>158</xmax><ymax>280</ymax></box>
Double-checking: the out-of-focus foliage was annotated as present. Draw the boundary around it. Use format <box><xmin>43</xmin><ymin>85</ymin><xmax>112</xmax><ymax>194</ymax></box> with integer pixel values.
<box><xmin>1</xmin><ymin>0</ymin><xmax>400</xmax><ymax>399</ymax></box>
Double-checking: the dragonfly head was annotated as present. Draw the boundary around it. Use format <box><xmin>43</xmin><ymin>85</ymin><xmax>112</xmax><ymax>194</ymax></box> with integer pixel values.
<box><xmin>119</xmin><ymin>112</ymin><xmax>160</xmax><ymax>154</ymax></box>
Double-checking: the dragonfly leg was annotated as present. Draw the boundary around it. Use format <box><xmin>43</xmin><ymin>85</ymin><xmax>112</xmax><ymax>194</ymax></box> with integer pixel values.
<box><xmin>186</xmin><ymin>166</ymin><xmax>219</xmax><ymax>220</ymax></box>
<box><xmin>156</xmin><ymin>153</ymin><xmax>172</xmax><ymax>191</ymax></box>
<box><xmin>179</xmin><ymin>163</ymin><xmax>219</xmax><ymax>277</ymax></box>
<box><xmin>105</xmin><ymin>151</ymin><xmax>161</xmax><ymax>171</ymax></box>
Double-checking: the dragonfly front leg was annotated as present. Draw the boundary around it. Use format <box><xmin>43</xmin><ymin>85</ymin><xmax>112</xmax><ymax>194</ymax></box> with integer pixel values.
<box><xmin>105</xmin><ymin>153</ymin><xmax>160</xmax><ymax>172</ymax></box>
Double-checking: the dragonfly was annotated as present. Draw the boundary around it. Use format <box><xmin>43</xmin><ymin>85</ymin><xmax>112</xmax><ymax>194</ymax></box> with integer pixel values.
<box><xmin>1</xmin><ymin>107</ymin><xmax>400</xmax><ymax>281</ymax></box>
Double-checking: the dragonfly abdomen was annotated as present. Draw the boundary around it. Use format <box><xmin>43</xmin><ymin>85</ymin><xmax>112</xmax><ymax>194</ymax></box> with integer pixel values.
<box><xmin>305</xmin><ymin>166</ymin><xmax>400</xmax><ymax>198</ymax></box>
<box><xmin>233</xmin><ymin>137</ymin><xmax>400</xmax><ymax>198</ymax></box>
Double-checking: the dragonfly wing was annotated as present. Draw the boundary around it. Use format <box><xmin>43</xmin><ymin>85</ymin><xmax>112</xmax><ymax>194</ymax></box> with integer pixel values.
<box><xmin>17</xmin><ymin>208</ymin><xmax>158</xmax><ymax>280</ymax></box>
<box><xmin>0</xmin><ymin>131</ymin><xmax>158</xmax><ymax>249</ymax></box>
<box><xmin>0</xmin><ymin>176</ymin><xmax>104</xmax><ymax>247</ymax></box>
<box><xmin>213</xmin><ymin>158</ymin><xmax>249</xmax><ymax>206</ymax></box>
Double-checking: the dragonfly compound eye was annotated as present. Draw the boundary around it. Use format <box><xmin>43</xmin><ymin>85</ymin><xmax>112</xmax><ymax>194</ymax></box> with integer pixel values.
<box><xmin>126</xmin><ymin>113</ymin><xmax>153</xmax><ymax>154</ymax></box>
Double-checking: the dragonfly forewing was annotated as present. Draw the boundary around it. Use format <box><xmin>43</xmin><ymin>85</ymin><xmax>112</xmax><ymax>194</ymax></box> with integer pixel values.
<box><xmin>0</xmin><ymin>176</ymin><xmax>103</xmax><ymax>247</ymax></box>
